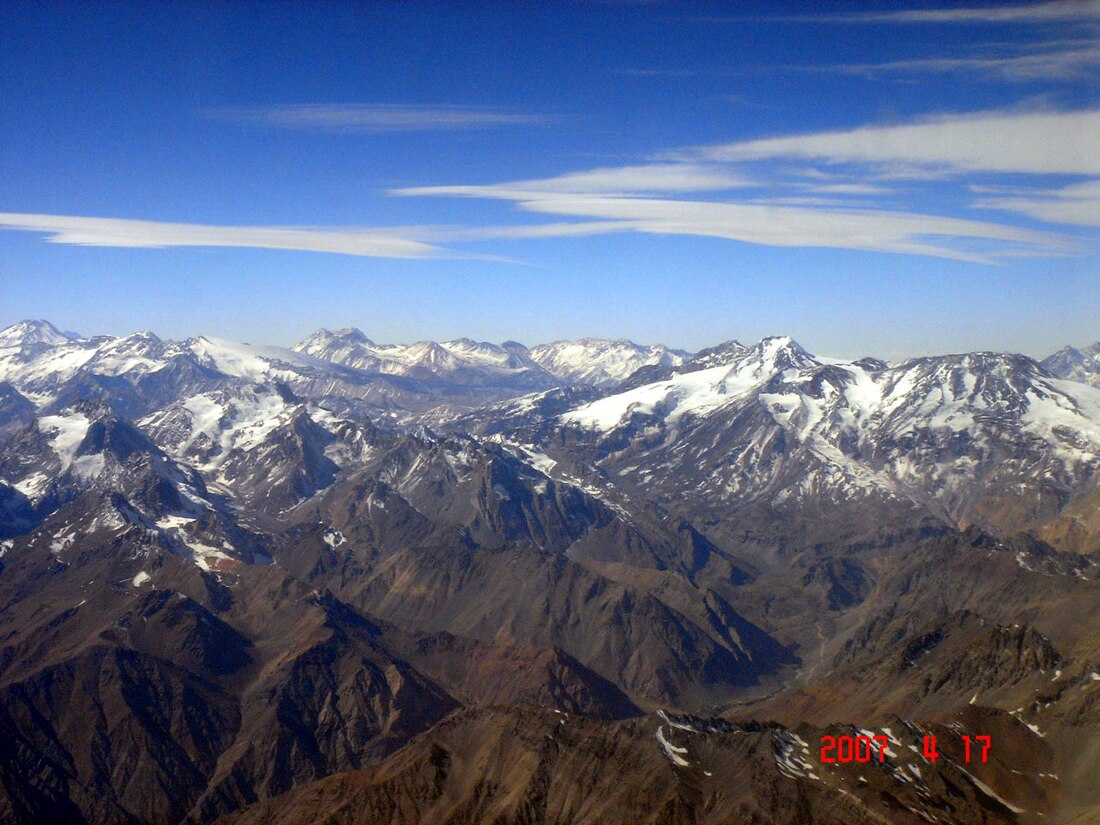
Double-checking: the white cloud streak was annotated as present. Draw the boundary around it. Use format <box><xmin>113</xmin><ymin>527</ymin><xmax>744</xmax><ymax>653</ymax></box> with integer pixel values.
<box><xmin>0</xmin><ymin>213</ymin><xmax>442</xmax><ymax>258</ymax></box>
<box><xmin>418</xmin><ymin>221</ymin><xmax>641</xmax><ymax>241</ymax></box>
<box><xmin>400</xmin><ymin>163</ymin><xmax>753</xmax><ymax>197</ymax></box>
<box><xmin>799</xmin><ymin>44</ymin><xmax>1100</xmax><ymax>81</ymax></box>
<box><xmin>207</xmin><ymin>103</ymin><xmax>550</xmax><ymax>133</ymax></box>
<box><xmin>973</xmin><ymin>178</ymin><xmax>1100</xmax><ymax>225</ymax></box>
<box><xmin>394</xmin><ymin>184</ymin><xmax>1068</xmax><ymax>262</ymax></box>
<box><xmin>807</xmin><ymin>1</ymin><xmax>1100</xmax><ymax>24</ymax></box>
<box><xmin>691</xmin><ymin>109</ymin><xmax>1100</xmax><ymax>176</ymax></box>
<box><xmin>799</xmin><ymin>183</ymin><xmax>894</xmax><ymax>195</ymax></box>
<box><xmin>504</xmin><ymin>195</ymin><xmax>1068</xmax><ymax>263</ymax></box>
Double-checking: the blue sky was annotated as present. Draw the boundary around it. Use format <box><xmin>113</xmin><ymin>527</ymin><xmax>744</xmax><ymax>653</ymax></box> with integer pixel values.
<box><xmin>1</xmin><ymin>0</ymin><xmax>1097</xmax><ymax>359</ymax></box>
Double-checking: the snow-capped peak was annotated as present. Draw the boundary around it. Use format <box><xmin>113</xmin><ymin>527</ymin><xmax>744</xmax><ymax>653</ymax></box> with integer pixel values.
<box><xmin>296</xmin><ymin>327</ymin><xmax>376</xmax><ymax>351</ymax></box>
<box><xmin>0</xmin><ymin>319</ymin><xmax>78</xmax><ymax>349</ymax></box>
<box><xmin>187</xmin><ymin>335</ymin><xmax>325</xmax><ymax>379</ymax></box>
<box><xmin>528</xmin><ymin>337</ymin><xmax>691</xmax><ymax>387</ymax></box>
<box><xmin>561</xmin><ymin>335</ymin><xmax>816</xmax><ymax>432</ymax></box>
<box><xmin>742</xmin><ymin>335</ymin><xmax>816</xmax><ymax>374</ymax></box>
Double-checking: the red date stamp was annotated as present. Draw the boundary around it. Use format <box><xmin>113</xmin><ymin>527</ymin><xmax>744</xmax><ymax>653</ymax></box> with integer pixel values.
<box><xmin>820</xmin><ymin>733</ymin><xmax>991</xmax><ymax>764</ymax></box>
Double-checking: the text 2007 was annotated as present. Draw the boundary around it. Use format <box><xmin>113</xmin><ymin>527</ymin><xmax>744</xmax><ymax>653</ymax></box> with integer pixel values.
<box><xmin>819</xmin><ymin>735</ymin><xmax>888</xmax><ymax>763</ymax></box>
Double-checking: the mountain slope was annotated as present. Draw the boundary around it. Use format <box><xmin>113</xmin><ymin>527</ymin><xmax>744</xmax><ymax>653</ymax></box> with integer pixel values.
<box><xmin>1043</xmin><ymin>342</ymin><xmax>1100</xmax><ymax>388</ymax></box>
<box><xmin>537</xmin><ymin>336</ymin><xmax>1100</xmax><ymax>554</ymax></box>
<box><xmin>218</xmin><ymin>706</ymin><xmax>1035</xmax><ymax>825</ymax></box>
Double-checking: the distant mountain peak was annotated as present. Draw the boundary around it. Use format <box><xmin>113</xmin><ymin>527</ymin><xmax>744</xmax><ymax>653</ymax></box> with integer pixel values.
<box><xmin>742</xmin><ymin>335</ymin><xmax>816</xmax><ymax>371</ymax></box>
<box><xmin>1042</xmin><ymin>341</ymin><xmax>1100</xmax><ymax>388</ymax></box>
<box><xmin>331</xmin><ymin>327</ymin><xmax>374</xmax><ymax>344</ymax></box>
<box><xmin>296</xmin><ymin>327</ymin><xmax>376</xmax><ymax>349</ymax></box>
<box><xmin>528</xmin><ymin>337</ymin><xmax>691</xmax><ymax>387</ymax></box>
<box><xmin>754</xmin><ymin>334</ymin><xmax>808</xmax><ymax>354</ymax></box>
<box><xmin>0</xmin><ymin>319</ymin><xmax>78</xmax><ymax>348</ymax></box>
<box><xmin>688</xmin><ymin>338</ymin><xmax>746</xmax><ymax>369</ymax></box>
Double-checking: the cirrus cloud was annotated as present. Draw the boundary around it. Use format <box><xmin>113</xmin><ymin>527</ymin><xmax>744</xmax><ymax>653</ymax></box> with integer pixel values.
<box><xmin>689</xmin><ymin>109</ymin><xmax>1100</xmax><ymax>176</ymax></box>
<box><xmin>205</xmin><ymin>103</ymin><xmax>552</xmax><ymax>133</ymax></box>
<box><xmin>0</xmin><ymin>212</ymin><xmax>443</xmax><ymax>258</ymax></box>
<box><xmin>788</xmin><ymin>1</ymin><xmax>1100</xmax><ymax>24</ymax></box>
<box><xmin>392</xmin><ymin>106</ymin><xmax>1095</xmax><ymax>263</ymax></box>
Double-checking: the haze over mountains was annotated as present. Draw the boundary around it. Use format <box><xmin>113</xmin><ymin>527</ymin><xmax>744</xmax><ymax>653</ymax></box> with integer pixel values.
<box><xmin>1</xmin><ymin>318</ymin><xmax>1100</xmax><ymax>824</ymax></box>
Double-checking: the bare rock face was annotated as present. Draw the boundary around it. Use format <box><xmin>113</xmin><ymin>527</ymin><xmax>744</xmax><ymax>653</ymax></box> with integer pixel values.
<box><xmin>215</xmin><ymin>706</ymin><xmax>1039</xmax><ymax>825</ymax></box>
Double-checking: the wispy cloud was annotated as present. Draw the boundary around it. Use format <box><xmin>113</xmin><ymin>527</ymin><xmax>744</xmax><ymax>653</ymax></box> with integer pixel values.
<box><xmin>530</xmin><ymin>195</ymin><xmax>1064</xmax><ymax>259</ymax></box>
<box><xmin>972</xmin><ymin>178</ymin><xmax>1100</xmax><ymax>226</ymax></box>
<box><xmin>399</xmin><ymin>163</ymin><xmax>753</xmax><ymax>198</ymax></box>
<box><xmin>0</xmin><ymin>213</ymin><xmax>442</xmax><ymax>258</ymax></box>
<box><xmin>392</xmin><ymin>106</ymin><xmax>1096</xmax><ymax>262</ymax></box>
<box><xmin>690</xmin><ymin>109</ymin><xmax>1100</xmax><ymax>176</ymax></box>
<box><xmin>416</xmin><ymin>221</ymin><xmax>641</xmax><ymax>241</ymax></box>
<box><xmin>802</xmin><ymin>1</ymin><xmax>1100</xmax><ymax>24</ymax></box>
<box><xmin>617</xmin><ymin>67</ymin><xmax>705</xmax><ymax>78</ymax></box>
<box><xmin>395</xmin><ymin>180</ymin><xmax>1069</xmax><ymax>263</ymax></box>
<box><xmin>206</xmin><ymin>103</ymin><xmax>552</xmax><ymax>133</ymax></box>
<box><xmin>792</xmin><ymin>43</ymin><xmax>1100</xmax><ymax>82</ymax></box>
<box><xmin>623</xmin><ymin>39</ymin><xmax>1100</xmax><ymax>84</ymax></box>
<box><xmin>508</xmin><ymin>195</ymin><xmax>1066</xmax><ymax>262</ymax></box>
<box><xmin>798</xmin><ymin>183</ymin><xmax>894</xmax><ymax>196</ymax></box>
<box><xmin>8</xmin><ymin>106</ymin><xmax>1093</xmax><ymax>266</ymax></box>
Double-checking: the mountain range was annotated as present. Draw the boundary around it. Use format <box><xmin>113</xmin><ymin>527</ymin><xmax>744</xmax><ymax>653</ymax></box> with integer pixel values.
<box><xmin>1</xmin><ymin>318</ymin><xmax>1099</xmax><ymax>824</ymax></box>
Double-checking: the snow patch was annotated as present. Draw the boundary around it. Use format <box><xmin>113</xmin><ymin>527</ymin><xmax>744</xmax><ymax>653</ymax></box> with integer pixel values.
<box><xmin>38</xmin><ymin>412</ymin><xmax>91</xmax><ymax>469</ymax></box>
<box><xmin>773</xmin><ymin>729</ymin><xmax>817</xmax><ymax>780</ymax></box>
<box><xmin>957</xmin><ymin>767</ymin><xmax>1026</xmax><ymax>814</ymax></box>
<box><xmin>656</xmin><ymin>726</ymin><xmax>690</xmax><ymax>767</ymax></box>
<box><xmin>13</xmin><ymin>472</ymin><xmax>49</xmax><ymax>499</ymax></box>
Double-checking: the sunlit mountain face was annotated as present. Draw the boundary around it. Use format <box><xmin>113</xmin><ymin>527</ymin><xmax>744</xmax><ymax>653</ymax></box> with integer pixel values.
<box><xmin>2</xmin><ymin>0</ymin><xmax>1099</xmax><ymax>822</ymax></box>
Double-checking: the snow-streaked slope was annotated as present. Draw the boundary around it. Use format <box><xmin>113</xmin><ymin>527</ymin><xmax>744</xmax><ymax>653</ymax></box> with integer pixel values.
<box><xmin>0</xmin><ymin>396</ymin><xmax>279</xmax><ymax>574</ymax></box>
<box><xmin>529</xmin><ymin>337</ymin><xmax>691</xmax><ymax>387</ymax></box>
<box><xmin>187</xmin><ymin>335</ymin><xmax>337</xmax><ymax>380</ymax></box>
<box><xmin>562</xmin><ymin>336</ymin><xmax>809</xmax><ymax>429</ymax></box>
<box><xmin>562</xmin><ymin>338</ymin><xmax>1100</xmax><ymax>459</ymax></box>
<box><xmin>141</xmin><ymin>387</ymin><xmax>290</xmax><ymax>468</ymax></box>
<box><xmin>139</xmin><ymin>385</ymin><xmax>371</xmax><ymax>476</ymax></box>
<box><xmin>0</xmin><ymin>327</ymin><xmax>102</xmax><ymax>399</ymax></box>
<box><xmin>83</xmin><ymin>331</ymin><xmax>195</xmax><ymax>376</ymax></box>
<box><xmin>0</xmin><ymin>322</ymin><xmax>358</xmax><ymax>410</ymax></box>
<box><xmin>555</xmin><ymin>336</ymin><xmax>1100</xmax><ymax>536</ymax></box>
<box><xmin>37</xmin><ymin>411</ymin><xmax>93</xmax><ymax>471</ymax></box>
